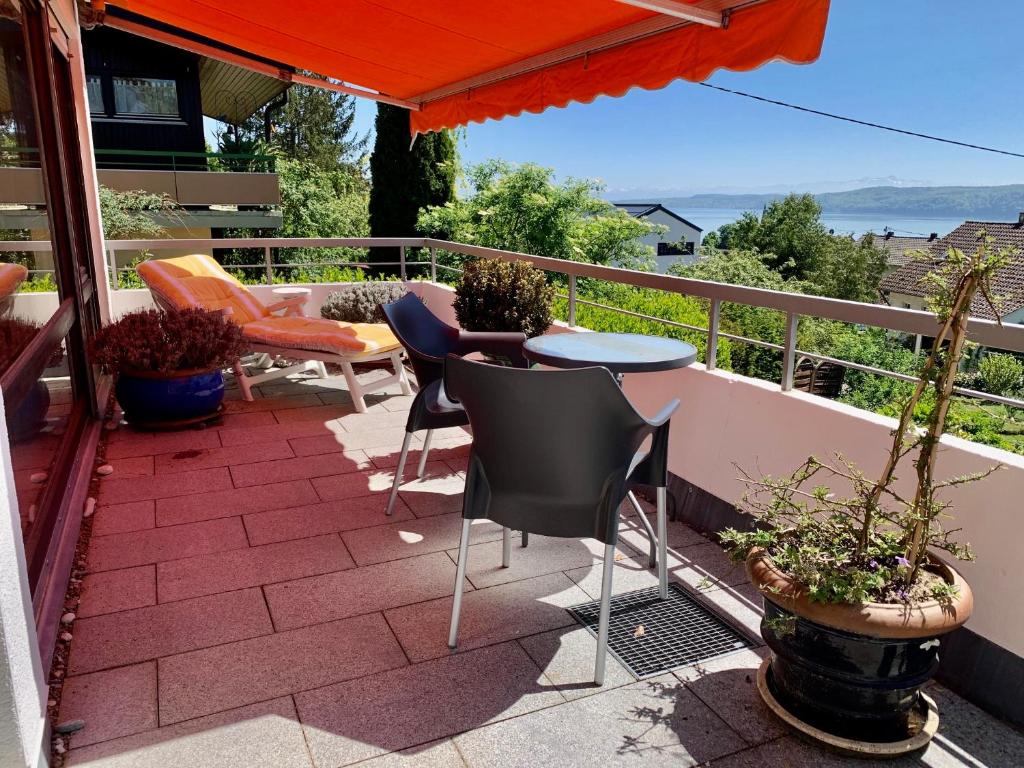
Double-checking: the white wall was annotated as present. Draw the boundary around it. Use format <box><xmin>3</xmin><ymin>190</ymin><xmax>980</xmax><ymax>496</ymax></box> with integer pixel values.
<box><xmin>633</xmin><ymin>209</ymin><xmax>701</xmax><ymax>273</ymax></box>
<box><xmin>0</xmin><ymin>393</ymin><xmax>49</xmax><ymax>768</ymax></box>
<box><xmin>414</xmin><ymin>280</ymin><xmax>1024</xmax><ymax>660</ymax></box>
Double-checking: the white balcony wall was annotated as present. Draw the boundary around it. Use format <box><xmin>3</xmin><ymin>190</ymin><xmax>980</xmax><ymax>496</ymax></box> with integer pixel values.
<box><xmin>412</xmin><ymin>280</ymin><xmax>1024</xmax><ymax>661</ymax></box>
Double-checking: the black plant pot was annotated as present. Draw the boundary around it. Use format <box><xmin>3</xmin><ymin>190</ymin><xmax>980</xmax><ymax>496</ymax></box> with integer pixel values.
<box><xmin>746</xmin><ymin>549</ymin><xmax>971</xmax><ymax>753</ymax></box>
<box><xmin>761</xmin><ymin>600</ymin><xmax>938</xmax><ymax>742</ymax></box>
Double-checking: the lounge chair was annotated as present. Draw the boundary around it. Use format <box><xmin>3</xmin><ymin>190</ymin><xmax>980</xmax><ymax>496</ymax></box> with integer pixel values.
<box><xmin>0</xmin><ymin>263</ymin><xmax>28</xmax><ymax>317</ymax></box>
<box><xmin>137</xmin><ymin>254</ymin><xmax>411</xmax><ymax>411</ymax></box>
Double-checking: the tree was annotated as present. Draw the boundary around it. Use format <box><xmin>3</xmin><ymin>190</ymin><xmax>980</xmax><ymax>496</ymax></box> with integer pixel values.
<box><xmin>368</xmin><ymin>105</ymin><xmax>458</xmax><ymax>272</ymax></box>
<box><xmin>270</xmin><ymin>82</ymin><xmax>366</xmax><ymax>170</ymax></box>
<box><xmin>702</xmin><ymin>194</ymin><xmax>828</xmax><ymax>278</ymax></box>
<box><xmin>670</xmin><ymin>248</ymin><xmax>803</xmax><ymax>381</ymax></box>
<box><xmin>805</xmin><ymin>233</ymin><xmax>888</xmax><ymax>303</ymax></box>
<box><xmin>701</xmin><ymin>193</ymin><xmax>887</xmax><ymax>301</ymax></box>
<box><xmin>417</xmin><ymin>160</ymin><xmax>659</xmax><ymax>270</ymax></box>
<box><xmin>215</xmin><ymin>79</ymin><xmax>366</xmax><ymax>171</ymax></box>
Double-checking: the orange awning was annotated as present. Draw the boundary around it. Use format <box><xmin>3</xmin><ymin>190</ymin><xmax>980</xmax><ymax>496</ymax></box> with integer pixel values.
<box><xmin>94</xmin><ymin>0</ymin><xmax>831</xmax><ymax>135</ymax></box>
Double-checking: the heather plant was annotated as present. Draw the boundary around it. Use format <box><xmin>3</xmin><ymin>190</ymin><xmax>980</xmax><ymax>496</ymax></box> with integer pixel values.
<box><xmin>90</xmin><ymin>309</ymin><xmax>245</xmax><ymax>374</ymax></box>
<box><xmin>0</xmin><ymin>318</ymin><xmax>39</xmax><ymax>374</ymax></box>
<box><xmin>721</xmin><ymin>234</ymin><xmax>1015</xmax><ymax>605</ymax></box>
<box><xmin>321</xmin><ymin>281</ymin><xmax>407</xmax><ymax>324</ymax></box>
<box><xmin>454</xmin><ymin>259</ymin><xmax>554</xmax><ymax>337</ymax></box>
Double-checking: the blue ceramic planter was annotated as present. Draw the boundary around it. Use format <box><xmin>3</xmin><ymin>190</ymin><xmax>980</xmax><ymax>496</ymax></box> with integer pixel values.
<box><xmin>116</xmin><ymin>368</ymin><xmax>225</xmax><ymax>426</ymax></box>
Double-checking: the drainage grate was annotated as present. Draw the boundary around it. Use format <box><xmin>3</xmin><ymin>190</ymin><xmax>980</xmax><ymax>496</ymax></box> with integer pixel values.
<box><xmin>569</xmin><ymin>583</ymin><xmax>753</xmax><ymax>678</ymax></box>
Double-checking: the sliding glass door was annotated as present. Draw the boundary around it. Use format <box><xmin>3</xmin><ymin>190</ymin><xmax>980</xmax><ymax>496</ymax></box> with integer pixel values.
<box><xmin>0</xmin><ymin>0</ymin><xmax>102</xmax><ymax>658</ymax></box>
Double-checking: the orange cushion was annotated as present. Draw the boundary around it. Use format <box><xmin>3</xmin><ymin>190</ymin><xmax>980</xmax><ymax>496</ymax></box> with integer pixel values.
<box><xmin>137</xmin><ymin>254</ymin><xmax>269</xmax><ymax>325</ymax></box>
<box><xmin>241</xmin><ymin>316</ymin><xmax>400</xmax><ymax>355</ymax></box>
<box><xmin>0</xmin><ymin>263</ymin><xmax>28</xmax><ymax>298</ymax></box>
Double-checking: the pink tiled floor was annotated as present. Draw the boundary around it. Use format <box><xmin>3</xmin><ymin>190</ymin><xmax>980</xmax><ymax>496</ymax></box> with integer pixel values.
<box><xmin>58</xmin><ymin>369</ymin><xmax>1018</xmax><ymax>768</ymax></box>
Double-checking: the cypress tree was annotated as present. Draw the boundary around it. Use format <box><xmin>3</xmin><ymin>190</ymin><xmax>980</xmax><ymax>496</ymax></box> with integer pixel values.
<box><xmin>368</xmin><ymin>104</ymin><xmax>456</xmax><ymax>274</ymax></box>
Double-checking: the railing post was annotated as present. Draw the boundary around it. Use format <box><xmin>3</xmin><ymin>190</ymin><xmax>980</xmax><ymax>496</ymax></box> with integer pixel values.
<box><xmin>264</xmin><ymin>246</ymin><xmax>273</xmax><ymax>284</ymax></box>
<box><xmin>567</xmin><ymin>274</ymin><xmax>577</xmax><ymax>327</ymax></box>
<box><xmin>108</xmin><ymin>249</ymin><xmax>118</xmax><ymax>290</ymax></box>
<box><xmin>400</xmin><ymin>245</ymin><xmax>407</xmax><ymax>280</ymax></box>
<box><xmin>781</xmin><ymin>311</ymin><xmax>800</xmax><ymax>391</ymax></box>
<box><xmin>706</xmin><ymin>299</ymin><xmax>721</xmax><ymax>370</ymax></box>
<box><xmin>429</xmin><ymin>247</ymin><xmax>437</xmax><ymax>283</ymax></box>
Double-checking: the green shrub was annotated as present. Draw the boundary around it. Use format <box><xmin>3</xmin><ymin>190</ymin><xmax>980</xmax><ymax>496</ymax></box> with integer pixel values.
<box><xmin>453</xmin><ymin>259</ymin><xmax>554</xmax><ymax>337</ymax></box>
<box><xmin>978</xmin><ymin>353</ymin><xmax>1024</xmax><ymax>396</ymax></box>
<box><xmin>321</xmin><ymin>281</ymin><xmax>407</xmax><ymax>323</ymax></box>
<box><xmin>18</xmin><ymin>273</ymin><xmax>57</xmax><ymax>292</ymax></box>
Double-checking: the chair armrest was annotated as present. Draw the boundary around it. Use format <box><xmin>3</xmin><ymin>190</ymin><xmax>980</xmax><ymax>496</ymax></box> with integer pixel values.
<box><xmin>645</xmin><ymin>398</ymin><xmax>680</xmax><ymax>428</ymax></box>
<box><xmin>629</xmin><ymin>399</ymin><xmax>680</xmax><ymax>488</ymax></box>
<box><xmin>265</xmin><ymin>295</ymin><xmax>308</xmax><ymax>317</ymax></box>
<box><xmin>455</xmin><ymin>331</ymin><xmax>528</xmax><ymax>368</ymax></box>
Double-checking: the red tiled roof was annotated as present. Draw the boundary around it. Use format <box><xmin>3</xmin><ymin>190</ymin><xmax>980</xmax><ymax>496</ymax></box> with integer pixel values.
<box><xmin>865</xmin><ymin>233</ymin><xmax>936</xmax><ymax>268</ymax></box>
<box><xmin>879</xmin><ymin>220</ymin><xmax>1024</xmax><ymax>320</ymax></box>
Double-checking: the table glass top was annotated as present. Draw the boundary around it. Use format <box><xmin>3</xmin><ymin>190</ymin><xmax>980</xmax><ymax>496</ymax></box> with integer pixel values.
<box><xmin>522</xmin><ymin>332</ymin><xmax>697</xmax><ymax>372</ymax></box>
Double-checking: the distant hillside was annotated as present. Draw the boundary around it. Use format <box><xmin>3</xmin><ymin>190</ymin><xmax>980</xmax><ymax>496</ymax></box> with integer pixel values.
<box><xmin>655</xmin><ymin>185</ymin><xmax>1024</xmax><ymax>219</ymax></box>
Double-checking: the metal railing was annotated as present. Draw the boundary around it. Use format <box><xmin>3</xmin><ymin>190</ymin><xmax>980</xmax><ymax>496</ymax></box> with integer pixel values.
<box><xmin>0</xmin><ymin>146</ymin><xmax>276</xmax><ymax>172</ymax></box>
<box><xmin>5</xmin><ymin>235</ymin><xmax>1024</xmax><ymax>409</ymax></box>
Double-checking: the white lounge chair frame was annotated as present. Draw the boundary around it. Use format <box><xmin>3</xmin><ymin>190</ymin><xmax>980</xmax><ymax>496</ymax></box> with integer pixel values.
<box><xmin>148</xmin><ymin>290</ymin><xmax>412</xmax><ymax>412</ymax></box>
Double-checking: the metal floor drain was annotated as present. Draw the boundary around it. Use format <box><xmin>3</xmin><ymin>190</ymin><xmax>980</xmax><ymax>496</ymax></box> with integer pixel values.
<box><xmin>569</xmin><ymin>583</ymin><xmax>753</xmax><ymax>678</ymax></box>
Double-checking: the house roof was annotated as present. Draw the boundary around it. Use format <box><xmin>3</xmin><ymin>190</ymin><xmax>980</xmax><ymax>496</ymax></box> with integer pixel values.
<box><xmin>863</xmin><ymin>232</ymin><xmax>938</xmax><ymax>268</ymax></box>
<box><xmin>612</xmin><ymin>203</ymin><xmax>702</xmax><ymax>232</ymax></box>
<box><xmin>198</xmin><ymin>58</ymin><xmax>289</xmax><ymax>125</ymax></box>
<box><xmin>879</xmin><ymin>219</ymin><xmax>1024</xmax><ymax>320</ymax></box>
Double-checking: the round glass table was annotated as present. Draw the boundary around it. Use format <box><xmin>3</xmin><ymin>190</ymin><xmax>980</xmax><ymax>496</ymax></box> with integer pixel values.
<box><xmin>522</xmin><ymin>332</ymin><xmax>698</xmax><ymax>377</ymax></box>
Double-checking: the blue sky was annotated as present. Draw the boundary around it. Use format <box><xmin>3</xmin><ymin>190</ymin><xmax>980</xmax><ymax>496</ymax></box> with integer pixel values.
<box><xmin>344</xmin><ymin>1</ymin><xmax>1024</xmax><ymax>195</ymax></box>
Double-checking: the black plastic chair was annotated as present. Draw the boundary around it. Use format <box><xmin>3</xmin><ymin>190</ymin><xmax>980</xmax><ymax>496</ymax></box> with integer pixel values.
<box><xmin>444</xmin><ymin>355</ymin><xmax>679</xmax><ymax>685</ymax></box>
<box><xmin>379</xmin><ymin>293</ymin><xmax>528</xmax><ymax>516</ymax></box>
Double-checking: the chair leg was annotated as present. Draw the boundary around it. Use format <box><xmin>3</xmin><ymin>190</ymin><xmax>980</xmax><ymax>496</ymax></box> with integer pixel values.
<box><xmin>386</xmin><ymin>432</ymin><xmax>413</xmax><ymax>516</ymax></box>
<box><xmin>502</xmin><ymin>527</ymin><xmax>512</xmax><ymax>568</ymax></box>
<box><xmin>314</xmin><ymin>360</ymin><xmax>329</xmax><ymax>379</ymax></box>
<box><xmin>521</xmin><ymin>530</ymin><xmax>529</xmax><ymax>548</ymax></box>
<box><xmin>627</xmin><ymin>491</ymin><xmax>657</xmax><ymax>569</ymax></box>
<box><xmin>657</xmin><ymin>486</ymin><xmax>668</xmax><ymax>600</ymax></box>
<box><xmin>595</xmin><ymin>541</ymin><xmax>616</xmax><ymax>685</ymax></box>
<box><xmin>393</xmin><ymin>351</ymin><xmax>414</xmax><ymax>395</ymax></box>
<box><xmin>340</xmin><ymin>361</ymin><xmax>367</xmax><ymax>413</ymax></box>
<box><xmin>448</xmin><ymin>518</ymin><xmax>472</xmax><ymax>649</ymax></box>
<box><xmin>417</xmin><ymin>429</ymin><xmax>433</xmax><ymax>478</ymax></box>
<box><xmin>232</xmin><ymin>359</ymin><xmax>255</xmax><ymax>401</ymax></box>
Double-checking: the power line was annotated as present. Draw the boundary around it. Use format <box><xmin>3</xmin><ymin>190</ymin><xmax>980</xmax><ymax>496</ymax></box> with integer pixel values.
<box><xmin>697</xmin><ymin>82</ymin><xmax>1024</xmax><ymax>160</ymax></box>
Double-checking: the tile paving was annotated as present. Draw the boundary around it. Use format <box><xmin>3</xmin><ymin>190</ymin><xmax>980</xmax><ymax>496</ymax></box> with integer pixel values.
<box><xmin>63</xmin><ymin>371</ymin><xmax>1024</xmax><ymax>767</ymax></box>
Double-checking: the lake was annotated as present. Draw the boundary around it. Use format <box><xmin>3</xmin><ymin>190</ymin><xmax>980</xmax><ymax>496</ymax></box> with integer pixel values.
<box><xmin>668</xmin><ymin>208</ymin><xmax>966</xmax><ymax>240</ymax></box>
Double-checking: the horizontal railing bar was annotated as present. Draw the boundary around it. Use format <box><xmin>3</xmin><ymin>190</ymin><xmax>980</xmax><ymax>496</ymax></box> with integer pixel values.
<box><xmin>6</xmin><ymin>234</ymin><xmax>1024</xmax><ymax>354</ymax></box>
<box><xmin>0</xmin><ymin>241</ymin><xmax>55</xmax><ymax>252</ymax></box>
<box><xmin>424</xmin><ymin>238</ymin><xmax>1024</xmax><ymax>352</ymax></box>
<box><xmin>110</xmin><ymin>260</ymin><xmax>422</xmax><ymax>272</ymax></box>
<box><xmin>104</xmin><ymin>237</ymin><xmax>429</xmax><ymax>250</ymax></box>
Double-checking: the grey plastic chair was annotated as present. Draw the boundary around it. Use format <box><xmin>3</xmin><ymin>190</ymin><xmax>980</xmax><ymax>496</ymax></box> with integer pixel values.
<box><xmin>443</xmin><ymin>355</ymin><xmax>679</xmax><ymax>684</ymax></box>
<box><xmin>379</xmin><ymin>294</ymin><xmax>528</xmax><ymax>516</ymax></box>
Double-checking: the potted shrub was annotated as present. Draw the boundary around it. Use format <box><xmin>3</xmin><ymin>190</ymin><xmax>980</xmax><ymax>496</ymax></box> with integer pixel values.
<box><xmin>453</xmin><ymin>259</ymin><xmax>554</xmax><ymax>338</ymax></box>
<box><xmin>0</xmin><ymin>318</ymin><xmax>53</xmax><ymax>441</ymax></box>
<box><xmin>321</xmin><ymin>281</ymin><xmax>408</xmax><ymax>323</ymax></box>
<box><xmin>721</xmin><ymin>235</ymin><xmax>1013</xmax><ymax>754</ymax></box>
<box><xmin>90</xmin><ymin>308</ymin><xmax>245</xmax><ymax>428</ymax></box>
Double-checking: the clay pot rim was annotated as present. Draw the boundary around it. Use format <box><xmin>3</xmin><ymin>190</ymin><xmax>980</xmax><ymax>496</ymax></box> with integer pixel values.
<box><xmin>746</xmin><ymin>547</ymin><xmax>973</xmax><ymax>639</ymax></box>
<box><xmin>118</xmin><ymin>366</ymin><xmax>224</xmax><ymax>380</ymax></box>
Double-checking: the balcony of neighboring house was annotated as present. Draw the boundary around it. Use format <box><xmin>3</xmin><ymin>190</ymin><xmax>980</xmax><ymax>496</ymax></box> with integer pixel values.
<box><xmin>0</xmin><ymin>24</ymin><xmax>284</xmax><ymax>261</ymax></box>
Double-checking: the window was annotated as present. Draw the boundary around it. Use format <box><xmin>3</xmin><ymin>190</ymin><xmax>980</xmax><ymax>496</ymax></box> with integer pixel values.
<box><xmin>85</xmin><ymin>75</ymin><xmax>105</xmax><ymax>114</ymax></box>
<box><xmin>112</xmin><ymin>77</ymin><xmax>178</xmax><ymax>117</ymax></box>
